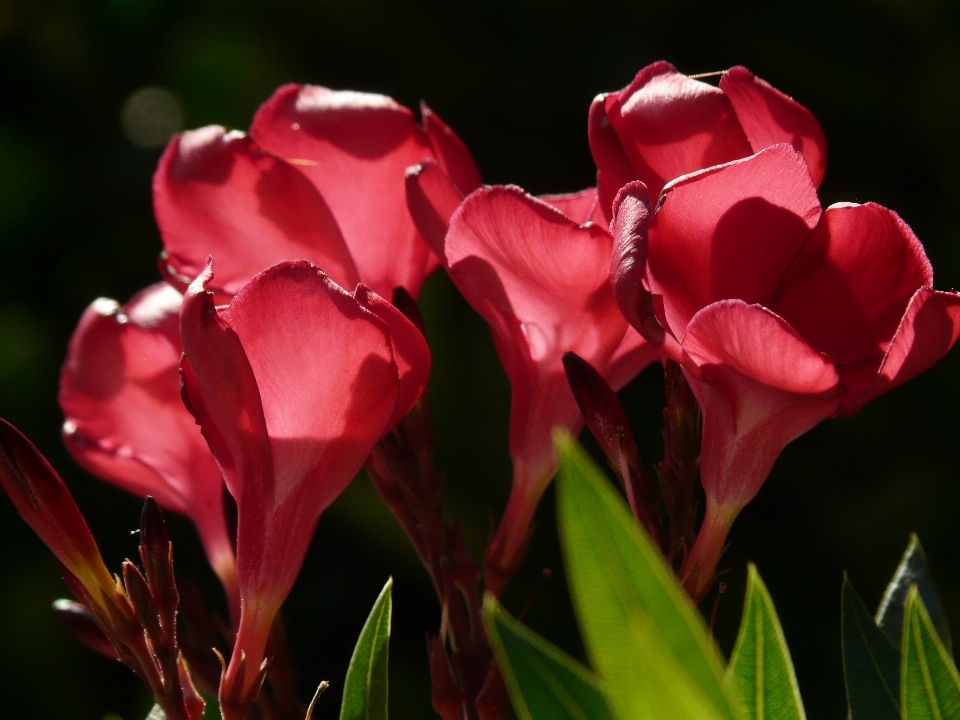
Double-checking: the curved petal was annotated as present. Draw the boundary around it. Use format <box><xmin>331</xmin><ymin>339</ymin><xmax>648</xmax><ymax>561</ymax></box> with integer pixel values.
<box><xmin>720</xmin><ymin>66</ymin><xmax>828</xmax><ymax>187</ymax></box>
<box><xmin>775</xmin><ymin>203</ymin><xmax>933</xmax><ymax>368</ymax></box>
<box><xmin>605</xmin><ymin>61</ymin><xmax>752</xmax><ymax>198</ymax></box>
<box><xmin>605</xmin><ymin>326</ymin><xmax>661</xmax><ymax>392</ymax></box>
<box><xmin>446</xmin><ymin>186</ymin><xmax>628</xmax><ymax>591</ymax></box>
<box><xmin>647</xmin><ymin>144</ymin><xmax>821</xmax><ymax>336</ymax></box>
<box><xmin>60</xmin><ymin>284</ymin><xmax>235</xmax><ymax>592</ymax></box>
<box><xmin>847</xmin><ymin>287</ymin><xmax>960</xmax><ymax>413</ymax></box>
<box><xmin>153</xmin><ymin>126</ymin><xmax>359</xmax><ymax>295</ymax></box>
<box><xmin>539</xmin><ymin>187</ymin><xmax>604</xmax><ymax>227</ymax></box>
<box><xmin>353</xmin><ymin>284</ymin><xmax>431</xmax><ymax>428</ymax></box>
<box><xmin>588</xmin><ymin>93</ymin><xmax>638</xmax><ymax>221</ymax></box>
<box><xmin>250</xmin><ymin>84</ymin><xmax>439</xmax><ymax>297</ymax></box>
<box><xmin>405</xmin><ymin>161</ymin><xmax>463</xmax><ymax>260</ymax></box>
<box><xmin>681</xmin><ymin>300</ymin><xmax>843</xmax><ymax>508</ymax></box>
<box><xmin>421</xmin><ymin>102</ymin><xmax>482</xmax><ymax>195</ymax></box>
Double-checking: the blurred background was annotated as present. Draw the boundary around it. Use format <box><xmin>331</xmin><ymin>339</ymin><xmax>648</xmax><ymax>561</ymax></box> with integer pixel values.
<box><xmin>1</xmin><ymin>1</ymin><xmax>959</xmax><ymax>718</ymax></box>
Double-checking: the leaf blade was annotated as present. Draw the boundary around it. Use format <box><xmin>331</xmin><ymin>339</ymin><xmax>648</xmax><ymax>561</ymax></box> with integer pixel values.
<box><xmin>727</xmin><ymin>564</ymin><xmax>806</xmax><ymax>720</ymax></box>
<box><xmin>554</xmin><ymin>432</ymin><xmax>743</xmax><ymax>720</ymax></box>
<box><xmin>901</xmin><ymin>586</ymin><xmax>960</xmax><ymax>720</ymax></box>
<box><xmin>340</xmin><ymin>577</ymin><xmax>392</xmax><ymax>720</ymax></box>
<box><xmin>841</xmin><ymin>575</ymin><xmax>901</xmax><ymax>720</ymax></box>
<box><xmin>878</xmin><ymin>535</ymin><xmax>951</xmax><ymax>655</ymax></box>
<box><xmin>483</xmin><ymin>594</ymin><xmax>615</xmax><ymax>720</ymax></box>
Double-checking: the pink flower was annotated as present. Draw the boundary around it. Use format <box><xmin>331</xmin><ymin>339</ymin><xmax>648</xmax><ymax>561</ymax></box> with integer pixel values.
<box><xmin>59</xmin><ymin>283</ymin><xmax>239</xmax><ymax>620</ymax></box>
<box><xmin>611</xmin><ymin>144</ymin><xmax>960</xmax><ymax>597</ymax></box>
<box><xmin>590</xmin><ymin>62</ymin><xmax>827</xmax><ymax>218</ymax></box>
<box><xmin>179</xmin><ymin>260</ymin><xmax>429</xmax><ymax>718</ymax></box>
<box><xmin>432</xmin><ymin>185</ymin><xmax>658</xmax><ymax>595</ymax></box>
<box><xmin>155</xmin><ymin>86</ymin><xmax>479</xmax><ymax>301</ymax></box>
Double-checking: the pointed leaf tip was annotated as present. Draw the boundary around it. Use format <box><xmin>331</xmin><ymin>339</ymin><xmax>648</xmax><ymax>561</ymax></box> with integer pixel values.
<box><xmin>483</xmin><ymin>593</ymin><xmax>614</xmax><ymax>720</ymax></box>
<box><xmin>728</xmin><ymin>564</ymin><xmax>806</xmax><ymax>720</ymax></box>
<box><xmin>340</xmin><ymin>577</ymin><xmax>392</xmax><ymax>720</ymax></box>
<box><xmin>841</xmin><ymin>575</ymin><xmax>900</xmax><ymax>720</ymax></box>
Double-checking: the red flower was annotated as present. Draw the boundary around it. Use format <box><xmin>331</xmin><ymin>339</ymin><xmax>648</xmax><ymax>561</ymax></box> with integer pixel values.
<box><xmin>59</xmin><ymin>283</ymin><xmax>239</xmax><ymax>620</ymax></box>
<box><xmin>611</xmin><ymin>144</ymin><xmax>960</xmax><ymax>597</ymax></box>
<box><xmin>590</xmin><ymin>62</ymin><xmax>827</xmax><ymax>218</ymax></box>
<box><xmin>431</xmin><ymin>185</ymin><xmax>658</xmax><ymax>595</ymax></box>
<box><xmin>179</xmin><ymin>260</ymin><xmax>429</xmax><ymax>718</ymax></box>
<box><xmin>155</xmin><ymin>86</ymin><xmax>480</xmax><ymax>300</ymax></box>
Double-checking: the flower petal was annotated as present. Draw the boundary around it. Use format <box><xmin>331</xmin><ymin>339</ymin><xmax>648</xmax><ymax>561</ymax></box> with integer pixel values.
<box><xmin>60</xmin><ymin>284</ymin><xmax>235</xmax><ymax>587</ymax></box>
<box><xmin>681</xmin><ymin>300</ymin><xmax>843</xmax><ymax>508</ymax></box>
<box><xmin>774</xmin><ymin>203</ymin><xmax>933</xmax><ymax>368</ymax></box>
<box><xmin>421</xmin><ymin>102</ymin><xmax>482</xmax><ymax>196</ymax></box>
<box><xmin>720</xmin><ymin>66</ymin><xmax>828</xmax><ymax>187</ymax></box>
<box><xmin>848</xmin><ymin>287</ymin><xmax>960</xmax><ymax>413</ymax></box>
<box><xmin>353</xmin><ymin>285</ymin><xmax>431</xmax><ymax>429</ymax></box>
<box><xmin>588</xmin><ymin>93</ymin><xmax>638</xmax><ymax>221</ymax></box>
<box><xmin>405</xmin><ymin>161</ymin><xmax>464</xmax><ymax>260</ymax></box>
<box><xmin>250</xmin><ymin>85</ymin><xmax>439</xmax><ymax>297</ymax></box>
<box><xmin>647</xmin><ymin>144</ymin><xmax>821</xmax><ymax>336</ymax></box>
<box><xmin>539</xmin><ymin>187</ymin><xmax>604</xmax><ymax>227</ymax></box>
<box><xmin>605</xmin><ymin>61</ymin><xmax>752</xmax><ymax>198</ymax></box>
<box><xmin>154</xmin><ymin>126</ymin><xmax>359</xmax><ymax>295</ymax></box>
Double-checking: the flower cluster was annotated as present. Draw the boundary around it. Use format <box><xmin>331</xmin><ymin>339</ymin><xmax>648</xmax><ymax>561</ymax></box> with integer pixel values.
<box><xmin>1</xmin><ymin>62</ymin><xmax>958</xmax><ymax>720</ymax></box>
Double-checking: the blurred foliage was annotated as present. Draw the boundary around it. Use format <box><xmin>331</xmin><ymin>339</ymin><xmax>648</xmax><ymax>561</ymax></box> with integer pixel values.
<box><xmin>1</xmin><ymin>1</ymin><xmax>960</xmax><ymax>719</ymax></box>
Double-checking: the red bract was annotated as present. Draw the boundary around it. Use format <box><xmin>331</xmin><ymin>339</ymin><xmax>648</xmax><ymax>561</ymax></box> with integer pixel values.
<box><xmin>59</xmin><ymin>283</ymin><xmax>239</xmax><ymax>620</ymax></box>
<box><xmin>611</xmin><ymin>144</ymin><xmax>960</xmax><ymax>598</ymax></box>
<box><xmin>436</xmin><ymin>185</ymin><xmax>658</xmax><ymax>595</ymax></box>
<box><xmin>590</xmin><ymin>61</ymin><xmax>827</xmax><ymax>218</ymax></box>
<box><xmin>179</xmin><ymin>260</ymin><xmax>429</xmax><ymax>718</ymax></box>
<box><xmin>155</xmin><ymin>86</ymin><xmax>480</xmax><ymax>300</ymax></box>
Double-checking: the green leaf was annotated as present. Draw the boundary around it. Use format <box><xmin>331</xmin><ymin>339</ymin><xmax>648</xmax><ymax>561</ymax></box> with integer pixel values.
<box><xmin>483</xmin><ymin>594</ymin><xmax>615</xmax><ymax>720</ymax></box>
<box><xmin>878</xmin><ymin>535</ymin><xmax>952</xmax><ymax>656</ymax></box>
<box><xmin>727</xmin><ymin>565</ymin><xmax>806</xmax><ymax>720</ymax></box>
<box><xmin>901</xmin><ymin>586</ymin><xmax>960</xmax><ymax>720</ymax></box>
<box><xmin>842</xmin><ymin>575</ymin><xmax>901</xmax><ymax>720</ymax></box>
<box><xmin>340</xmin><ymin>577</ymin><xmax>392</xmax><ymax>720</ymax></box>
<box><xmin>554</xmin><ymin>432</ymin><xmax>744</xmax><ymax>720</ymax></box>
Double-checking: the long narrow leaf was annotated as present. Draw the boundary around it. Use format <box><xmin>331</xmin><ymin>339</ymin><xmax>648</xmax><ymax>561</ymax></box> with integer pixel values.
<box><xmin>483</xmin><ymin>594</ymin><xmax>615</xmax><ymax>720</ymax></box>
<box><xmin>340</xmin><ymin>578</ymin><xmax>392</xmax><ymax>720</ymax></box>
<box><xmin>842</xmin><ymin>575</ymin><xmax>900</xmax><ymax>720</ymax></box>
<box><xmin>878</xmin><ymin>536</ymin><xmax>952</xmax><ymax>655</ymax></box>
<box><xmin>554</xmin><ymin>432</ymin><xmax>743</xmax><ymax>720</ymax></box>
<box><xmin>727</xmin><ymin>565</ymin><xmax>806</xmax><ymax>720</ymax></box>
<box><xmin>901</xmin><ymin>586</ymin><xmax>960</xmax><ymax>720</ymax></box>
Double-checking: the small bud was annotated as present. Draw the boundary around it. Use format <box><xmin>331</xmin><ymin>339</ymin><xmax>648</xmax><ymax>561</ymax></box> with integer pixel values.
<box><xmin>139</xmin><ymin>497</ymin><xmax>178</xmax><ymax>637</ymax></box>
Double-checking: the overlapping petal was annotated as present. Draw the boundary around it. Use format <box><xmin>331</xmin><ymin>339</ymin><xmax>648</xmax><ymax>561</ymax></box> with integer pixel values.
<box><xmin>444</xmin><ymin>185</ymin><xmax>650</xmax><ymax>592</ymax></box>
<box><xmin>180</xmin><ymin>260</ymin><xmax>427</xmax><ymax>704</ymax></box>
<box><xmin>250</xmin><ymin>85</ymin><xmax>440</xmax><ymax>297</ymax></box>
<box><xmin>590</xmin><ymin>62</ymin><xmax>827</xmax><ymax>218</ymax></box>
<box><xmin>59</xmin><ymin>284</ymin><xmax>237</xmax><ymax>610</ymax></box>
<box><xmin>154</xmin><ymin>126</ymin><xmax>359</xmax><ymax>296</ymax></box>
<box><xmin>646</xmin><ymin>144</ymin><xmax>821</xmax><ymax>337</ymax></box>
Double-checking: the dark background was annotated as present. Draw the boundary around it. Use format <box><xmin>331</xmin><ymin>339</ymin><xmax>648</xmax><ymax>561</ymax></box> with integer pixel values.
<box><xmin>1</xmin><ymin>1</ymin><xmax>959</xmax><ymax>718</ymax></box>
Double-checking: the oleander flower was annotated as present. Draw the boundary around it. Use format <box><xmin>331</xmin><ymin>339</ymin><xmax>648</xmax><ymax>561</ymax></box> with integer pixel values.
<box><xmin>611</xmin><ymin>144</ymin><xmax>960</xmax><ymax>597</ymax></box>
<box><xmin>590</xmin><ymin>61</ymin><xmax>827</xmax><ymax>218</ymax></box>
<box><xmin>432</xmin><ymin>185</ymin><xmax>658</xmax><ymax>595</ymax></box>
<box><xmin>59</xmin><ymin>283</ymin><xmax>239</xmax><ymax>620</ymax></box>
<box><xmin>179</xmin><ymin>260</ymin><xmax>429</xmax><ymax>718</ymax></box>
<box><xmin>155</xmin><ymin>86</ymin><xmax>480</xmax><ymax>301</ymax></box>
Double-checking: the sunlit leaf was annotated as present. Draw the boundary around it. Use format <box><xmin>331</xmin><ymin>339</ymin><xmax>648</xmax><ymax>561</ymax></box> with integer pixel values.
<box><xmin>340</xmin><ymin>577</ymin><xmax>392</xmax><ymax>720</ymax></box>
<box><xmin>842</xmin><ymin>575</ymin><xmax>900</xmax><ymax>720</ymax></box>
<box><xmin>483</xmin><ymin>594</ymin><xmax>615</xmax><ymax>720</ymax></box>
<box><xmin>727</xmin><ymin>564</ymin><xmax>806</xmax><ymax>720</ymax></box>
<box><xmin>901</xmin><ymin>586</ymin><xmax>960</xmax><ymax>720</ymax></box>
<box><xmin>878</xmin><ymin>535</ymin><xmax>951</xmax><ymax>656</ymax></box>
<box><xmin>554</xmin><ymin>432</ymin><xmax>744</xmax><ymax>720</ymax></box>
